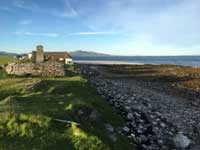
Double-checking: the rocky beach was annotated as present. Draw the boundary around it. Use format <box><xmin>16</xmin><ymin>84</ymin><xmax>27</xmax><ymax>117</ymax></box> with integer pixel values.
<box><xmin>77</xmin><ymin>64</ymin><xmax>200</xmax><ymax>150</ymax></box>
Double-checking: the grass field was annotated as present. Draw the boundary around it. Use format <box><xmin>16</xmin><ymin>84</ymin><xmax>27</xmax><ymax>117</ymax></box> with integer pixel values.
<box><xmin>0</xmin><ymin>75</ymin><xmax>133</xmax><ymax>150</ymax></box>
<box><xmin>0</xmin><ymin>56</ymin><xmax>14</xmax><ymax>65</ymax></box>
<box><xmin>0</xmin><ymin>56</ymin><xmax>14</xmax><ymax>79</ymax></box>
<box><xmin>0</xmin><ymin>71</ymin><xmax>6</xmax><ymax>79</ymax></box>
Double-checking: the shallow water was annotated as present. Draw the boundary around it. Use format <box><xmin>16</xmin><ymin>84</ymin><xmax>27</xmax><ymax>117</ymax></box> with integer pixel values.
<box><xmin>74</xmin><ymin>56</ymin><xmax>200</xmax><ymax>67</ymax></box>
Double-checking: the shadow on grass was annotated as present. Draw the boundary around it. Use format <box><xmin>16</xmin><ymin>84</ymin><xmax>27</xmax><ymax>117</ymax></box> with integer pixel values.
<box><xmin>0</xmin><ymin>113</ymin><xmax>74</xmax><ymax>150</ymax></box>
<box><xmin>0</xmin><ymin>77</ymin><xmax>134</xmax><ymax>150</ymax></box>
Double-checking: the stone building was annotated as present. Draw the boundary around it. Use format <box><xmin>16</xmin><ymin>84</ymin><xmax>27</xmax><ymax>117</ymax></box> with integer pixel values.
<box><xmin>30</xmin><ymin>45</ymin><xmax>73</xmax><ymax>64</ymax></box>
<box><xmin>6</xmin><ymin>45</ymin><xmax>72</xmax><ymax>77</ymax></box>
<box><xmin>36</xmin><ymin>45</ymin><xmax>44</xmax><ymax>62</ymax></box>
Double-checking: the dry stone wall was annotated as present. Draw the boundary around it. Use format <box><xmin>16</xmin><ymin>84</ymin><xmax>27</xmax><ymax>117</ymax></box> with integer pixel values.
<box><xmin>6</xmin><ymin>61</ymin><xmax>65</xmax><ymax>77</ymax></box>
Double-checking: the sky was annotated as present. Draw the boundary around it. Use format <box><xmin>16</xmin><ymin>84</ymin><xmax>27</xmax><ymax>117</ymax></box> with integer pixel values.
<box><xmin>0</xmin><ymin>0</ymin><xmax>200</xmax><ymax>56</ymax></box>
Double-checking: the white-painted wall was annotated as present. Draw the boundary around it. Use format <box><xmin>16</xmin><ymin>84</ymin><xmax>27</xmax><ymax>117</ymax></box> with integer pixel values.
<box><xmin>28</xmin><ymin>53</ymin><xmax>32</xmax><ymax>59</ymax></box>
<box><xmin>65</xmin><ymin>58</ymin><xmax>73</xmax><ymax>64</ymax></box>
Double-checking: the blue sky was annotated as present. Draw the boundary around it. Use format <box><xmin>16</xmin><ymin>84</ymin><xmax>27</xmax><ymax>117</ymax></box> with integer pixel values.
<box><xmin>0</xmin><ymin>0</ymin><xmax>200</xmax><ymax>55</ymax></box>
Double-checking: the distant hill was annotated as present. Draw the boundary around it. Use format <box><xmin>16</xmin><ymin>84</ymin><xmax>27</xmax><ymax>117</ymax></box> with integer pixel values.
<box><xmin>69</xmin><ymin>50</ymin><xmax>111</xmax><ymax>57</ymax></box>
<box><xmin>0</xmin><ymin>50</ymin><xmax>111</xmax><ymax>57</ymax></box>
<box><xmin>0</xmin><ymin>51</ymin><xmax>17</xmax><ymax>56</ymax></box>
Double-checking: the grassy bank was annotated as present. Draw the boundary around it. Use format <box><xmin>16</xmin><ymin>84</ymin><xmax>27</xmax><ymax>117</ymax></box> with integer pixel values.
<box><xmin>0</xmin><ymin>56</ymin><xmax>13</xmax><ymax>79</ymax></box>
<box><xmin>0</xmin><ymin>71</ymin><xmax>6</xmax><ymax>79</ymax></box>
<box><xmin>0</xmin><ymin>76</ymin><xmax>133</xmax><ymax>150</ymax></box>
<box><xmin>0</xmin><ymin>56</ymin><xmax>14</xmax><ymax>65</ymax></box>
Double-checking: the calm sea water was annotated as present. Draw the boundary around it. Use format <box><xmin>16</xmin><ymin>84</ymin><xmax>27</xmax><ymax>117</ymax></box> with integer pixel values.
<box><xmin>74</xmin><ymin>56</ymin><xmax>200</xmax><ymax>67</ymax></box>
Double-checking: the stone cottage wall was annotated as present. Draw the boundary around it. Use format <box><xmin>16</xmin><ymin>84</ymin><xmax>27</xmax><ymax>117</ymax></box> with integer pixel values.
<box><xmin>6</xmin><ymin>61</ymin><xmax>65</xmax><ymax>77</ymax></box>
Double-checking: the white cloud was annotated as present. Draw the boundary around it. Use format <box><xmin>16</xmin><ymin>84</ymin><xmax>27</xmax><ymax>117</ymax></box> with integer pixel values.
<box><xmin>69</xmin><ymin>31</ymin><xmax>118</xmax><ymax>35</ymax></box>
<box><xmin>70</xmin><ymin>0</ymin><xmax>200</xmax><ymax>50</ymax></box>
<box><xmin>14</xmin><ymin>31</ymin><xmax>59</xmax><ymax>37</ymax></box>
<box><xmin>58</xmin><ymin>0</ymin><xmax>78</xmax><ymax>17</ymax></box>
<box><xmin>143</xmin><ymin>0</ymin><xmax>200</xmax><ymax>47</ymax></box>
<box><xmin>19</xmin><ymin>20</ymin><xmax>32</xmax><ymax>25</ymax></box>
<box><xmin>13</xmin><ymin>0</ymin><xmax>39</xmax><ymax>12</ymax></box>
<box><xmin>12</xmin><ymin>0</ymin><xmax>77</xmax><ymax>18</ymax></box>
<box><xmin>0</xmin><ymin>6</ymin><xmax>13</xmax><ymax>11</ymax></box>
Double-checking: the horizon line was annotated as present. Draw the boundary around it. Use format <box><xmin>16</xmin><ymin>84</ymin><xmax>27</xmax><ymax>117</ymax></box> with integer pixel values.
<box><xmin>1</xmin><ymin>50</ymin><xmax>200</xmax><ymax>57</ymax></box>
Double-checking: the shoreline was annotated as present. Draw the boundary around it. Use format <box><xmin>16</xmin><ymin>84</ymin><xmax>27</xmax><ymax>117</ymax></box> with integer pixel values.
<box><xmin>74</xmin><ymin>60</ymin><xmax>144</xmax><ymax>65</ymax></box>
<box><xmin>74</xmin><ymin>60</ymin><xmax>200</xmax><ymax>68</ymax></box>
<box><xmin>78</xmin><ymin>64</ymin><xmax>200</xmax><ymax>149</ymax></box>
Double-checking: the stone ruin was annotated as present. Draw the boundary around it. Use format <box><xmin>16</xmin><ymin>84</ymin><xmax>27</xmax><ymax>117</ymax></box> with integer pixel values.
<box><xmin>6</xmin><ymin>61</ymin><xmax>65</xmax><ymax>77</ymax></box>
<box><xmin>5</xmin><ymin>45</ymin><xmax>70</xmax><ymax>77</ymax></box>
<box><xmin>35</xmin><ymin>45</ymin><xmax>44</xmax><ymax>62</ymax></box>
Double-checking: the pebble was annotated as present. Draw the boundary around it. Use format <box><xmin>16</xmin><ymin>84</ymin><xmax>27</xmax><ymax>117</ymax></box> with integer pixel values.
<box><xmin>104</xmin><ymin>123</ymin><xmax>114</xmax><ymax>132</ymax></box>
<box><xmin>160</xmin><ymin>122</ymin><xmax>166</xmax><ymax>128</ymax></box>
<box><xmin>127</xmin><ymin>113</ymin><xmax>134</xmax><ymax>120</ymax></box>
<box><xmin>123</xmin><ymin>126</ymin><xmax>130</xmax><ymax>133</ymax></box>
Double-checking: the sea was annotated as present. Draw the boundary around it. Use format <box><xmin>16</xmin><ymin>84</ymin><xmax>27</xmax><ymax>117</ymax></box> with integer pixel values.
<box><xmin>73</xmin><ymin>56</ymin><xmax>200</xmax><ymax>67</ymax></box>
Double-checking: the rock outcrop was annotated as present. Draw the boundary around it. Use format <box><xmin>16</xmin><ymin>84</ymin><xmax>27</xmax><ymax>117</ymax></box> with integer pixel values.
<box><xmin>6</xmin><ymin>61</ymin><xmax>65</xmax><ymax>77</ymax></box>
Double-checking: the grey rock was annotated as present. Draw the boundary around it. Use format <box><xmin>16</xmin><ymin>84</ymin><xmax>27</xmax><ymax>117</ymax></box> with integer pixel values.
<box><xmin>141</xmin><ymin>144</ymin><xmax>148</xmax><ymax>150</ymax></box>
<box><xmin>123</xmin><ymin>126</ymin><xmax>130</xmax><ymax>133</ymax></box>
<box><xmin>89</xmin><ymin>110</ymin><xmax>100</xmax><ymax>121</ymax></box>
<box><xmin>137</xmin><ymin>128</ymin><xmax>143</xmax><ymax>134</ymax></box>
<box><xmin>135</xmin><ymin>137</ymin><xmax>142</xmax><ymax>144</ymax></box>
<box><xmin>124</xmin><ymin>106</ymin><xmax>131</xmax><ymax>112</ymax></box>
<box><xmin>152</xmin><ymin>127</ymin><xmax>159</xmax><ymax>134</ymax></box>
<box><xmin>190</xmin><ymin>146</ymin><xmax>200</xmax><ymax>150</ymax></box>
<box><xmin>109</xmin><ymin>134</ymin><xmax>117</xmax><ymax>142</ymax></box>
<box><xmin>104</xmin><ymin>123</ymin><xmax>114</xmax><ymax>132</ymax></box>
<box><xmin>130</xmin><ymin>133</ymin><xmax>136</xmax><ymax>138</ymax></box>
<box><xmin>160</xmin><ymin>146</ymin><xmax>169</xmax><ymax>150</ymax></box>
<box><xmin>173</xmin><ymin>132</ymin><xmax>191</xmax><ymax>149</ymax></box>
<box><xmin>157</xmin><ymin>139</ymin><xmax>163</xmax><ymax>145</ymax></box>
<box><xmin>160</xmin><ymin>122</ymin><xmax>166</xmax><ymax>128</ymax></box>
<box><xmin>127</xmin><ymin>113</ymin><xmax>134</xmax><ymax>120</ymax></box>
<box><xmin>196</xmin><ymin>123</ymin><xmax>200</xmax><ymax>135</ymax></box>
<box><xmin>140</xmin><ymin>135</ymin><xmax>148</xmax><ymax>142</ymax></box>
<box><xmin>152</xmin><ymin>121</ymin><xmax>157</xmax><ymax>125</ymax></box>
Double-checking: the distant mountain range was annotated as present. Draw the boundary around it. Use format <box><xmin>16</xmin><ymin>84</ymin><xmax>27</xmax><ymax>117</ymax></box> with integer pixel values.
<box><xmin>69</xmin><ymin>50</ymin><xmax>111</xmax><ymax>57</ymax></box>
<box><xmin>0</xmin><ymin>50</ymin><xmax>111</xmax><ymax>58</ymax></box>
<box><xmin>0</xmin><ymin>51</ymin><xmax>18</xmax><ymax>56</ymax></box>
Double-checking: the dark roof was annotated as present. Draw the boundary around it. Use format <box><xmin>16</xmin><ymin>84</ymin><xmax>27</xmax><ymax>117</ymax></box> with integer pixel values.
<box><xmin>44</xmin><ymin>52</ymin><xmax>72</xmax><ymax>59</ymax></box>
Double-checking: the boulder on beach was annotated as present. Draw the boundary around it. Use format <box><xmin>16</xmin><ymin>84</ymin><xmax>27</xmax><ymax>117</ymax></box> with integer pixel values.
<box><xmin>173</xmin><ymin>132</ymin><xmax>191</xmax><ymax>149</ymax></box>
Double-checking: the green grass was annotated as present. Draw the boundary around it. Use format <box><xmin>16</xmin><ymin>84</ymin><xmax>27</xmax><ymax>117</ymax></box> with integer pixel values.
<box><xmin>0</xmin><ymin>56</ymin><xmax>14</xmax><ymax>65</ymax></box>
<box><xmin>0</xmin><ymin>76</ymin><xmax>134</xmax><ymax>150</ymax></box>
<box><xmin>0</xmin><ymin>71</ymin><xmax>7</xmax><ymax>79</ymax></box>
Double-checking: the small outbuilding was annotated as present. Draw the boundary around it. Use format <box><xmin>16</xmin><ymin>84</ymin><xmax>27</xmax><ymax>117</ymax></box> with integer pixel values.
<box><xmin>30</xmin><ymin>45</ymin><xmax>73</xmax><ymax>64</ymax></box>
<box><xmin>44</xmin><ymin>52</ymin><xmax>72</xmax><ymax>64</ymax></box>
